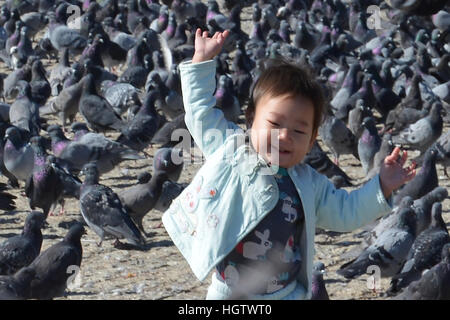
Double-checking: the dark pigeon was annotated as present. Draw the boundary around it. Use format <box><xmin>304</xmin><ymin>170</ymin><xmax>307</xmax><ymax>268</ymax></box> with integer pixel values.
<box><xmin>388</xmin><ymin>202</ymin><xmax>450</xmax><ymax>295</ymax></box>
<box><xmin>118</xmin><ymin>171</ymin><xmax>169</xmax><ymax>236</ymax></box>
<box><xmin>392</xmin><ymin>146</ymin><xmax>438</xmax><ymax>206</ymax></box>
<box><xmin>311</xmin><ymin>261</ymin><xmax>329</xmax><ymax>300</ymax></box>
<box><xmin>79</xmin><ymin>162</ymin><xmax>145</xmax><ymax>248</ymax></box>
<box><xmin>116</xmin><ymin>90</ymin><xmax>162</xmax><ymax>152</ymax></box>
<box><xmin>29</xmin><ymin>223</ymin><xmax>85</xmax><ymax>300</ymax></box>
<box><xmin>393</xmin><ymin>243</ymin><xmax>450</xmax><ymax>300</ymax></box>
<box><xmin>78</xmin><ymin>73</ymin><xmax>125</xmax><ymax>133</ymax></box>
<box><xmin>0</xmin><ymin>267</ymin><xmax>36</xmax><ymax>300</ymax></box>
<box><xmin>153</xmin><ymin>147</ymin><xmax>184</xmax><ymax>182</ymax></box>
<box><xmin>0</xmin><ymin>211</ymin><xmax>45</xmax><ymax>275</ymax></box>
<box><xmin>8</xmin><ymin>80</ymin><xmax>40</xmax><ymax>136</ymax></box>
<box><xmin>25</xmin><ymin>136</ymin><xmax>65</xmax><ymax>218</ymax></box>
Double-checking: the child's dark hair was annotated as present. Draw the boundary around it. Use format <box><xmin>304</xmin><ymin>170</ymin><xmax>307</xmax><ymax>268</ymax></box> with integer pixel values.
<box><xmin>245</xmin><ymin>58</ymin><xmax>326</xmax><ymax>139</ymax></box>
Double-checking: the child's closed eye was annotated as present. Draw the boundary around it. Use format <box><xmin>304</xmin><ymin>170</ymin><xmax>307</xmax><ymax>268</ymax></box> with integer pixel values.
<box><xmin>268</xmin><ymin>120</ymin><xmax>280</xmax><ymax>127</ymax></box>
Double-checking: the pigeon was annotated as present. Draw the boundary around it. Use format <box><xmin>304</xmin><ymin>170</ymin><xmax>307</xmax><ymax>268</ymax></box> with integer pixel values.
<box><xmin>367</xmin><ymin>133</ymin><xmax>395</xmax><ymax>179</ymax></box>
<box><xmin>100</xmin><ymin>80</ymin><xmax>141</xmax><ymax>116</ymax></box>
<box><xmin>49</xmin><ymin>48</ymin><xmax>71</xmax><ymax>96</ymax></box>
<box><xmin>46</xmin><ymin>125</ymin><xmax>71</xmax><ymax>157</ymax></box>
<box><xmin>392</xmin><ymin>102</ymin><xmax>443</xmax><ymax>154</ymax></box>
<box><xmin>434</xmin><ymin>130</ymin><xmax>450</xmax><ymax>177</ymax></box>
<box><xmin>393</xmin><ymin>243</ymin><xmax>450</xmax><ymax>300</ymax></box>
<box><xmin>3</xmin><ymin>126</ymin><xmax>34</xmax><ymax>182</ymax></box>
<box><xmin>0</xmin><ymin>266</ymin><xmax>36</xmax><ymax>300</ymax></box>
<box><xmin>0</xmin><ymin>211</ymin><xmax>45</xmax><ymax>276</ymax></box>
<box><xmin>348</xmin><ymin>101</ymin><xmax>374</xmax><ymax>140</ymax></box>
<box><xmin>48</xmin><ymin>15</ymin><xmax>87</xmax><ymax>54</ymax></box>
<box><xmin>57</xmin><ymin>131</ymin><xmax>145</xmax><ymax>175</ymax></box>
<box><xmin>302</xmin><ymin>142</ymin><xmax>353</xmax><ymax>187</ymax></box>
<box><xmin>147</xmin><ymin>71</ymin><xmax>184</xmax><ymax>121</ymax></box>
<box><xmin>116</xmin><ymin>90</ymin><xmax>162</xmax><ymax>152</ymax></box>
<box><xmin>40</xmin><ymin>74</ymin><xmax>88</xmax><ymax>128</ymax></box>
<box><xmin>8</xmin><ymin>80</ymin><xmax>40</xmax><ymax>136</ymax></box>
<box><xmin>358</xmin><ymin>117</ymin><xmax>381</xmax><ymax>175</ymax></box>
<box><xmin>153</xmin><ymin>147</ymin><xmax>184</xmax><ymax>182</ymax></box>
<box><xmin>78</xmin><ymin>73</ymin><xmax>125</xmax><ymax>133</ymax></box>
<box><xmin>29</xmin><ymin>59</ymin><xmax>51</xmax><ymax>105</ymax></box>
<box><xmin>29</xmin><ymin>223</ymin><xmax>85</xmax><ymax>300</ymax></box>
<box><xmin>154</xmin><ymin>179</ymin><xmax>189</xmax><ymax>213</ymax></box>
<box><xmin>151</xmin><ymin>112</ymin><xmax>188</xmax><ymax>148</ymax></box>
<box><xmin>79</xmin><ymin>162</ymin><xmax>145</xmax><ymax>248</ymax></box>
<box><xmin>319</xmin><ymin>113</ymin><xmax>359</xmax><ymax>166</ymax></box>
<box><xmin>2</xmin><ymin>64</ymin><xmax>31</xmax><ymax>100</ymax></box>
<box><xmin>392</xmin><ymin>146</ymin><xmax>438</xmax><ymax>206</ymax></box>
<box><xmin>118</xmin><ymin>171</ymin><xmax>169</xmax><ymax>236</ymax></box>
<box><xmin>25</xmin><ymin>136</ymin><xmax>65</xmax><ymax>218</ymax></box>
<box><xmin>311</xmin><ymin>261</ymin><xmax>329</xmax><ymax>300</ymax></box>
<box><xmin>388</xmin><ymin>202</ymin><xmax>450</xmax><ymax>295</ymax></box>
<box><xmin>337</xmin><ymin>207</ymin><xmax>417</xmax><ymax>279</ymax></box>
<box><xmin>215</xmin><ymin>74</ymin><xmax>241</xmax><ymax>123</ymax></box>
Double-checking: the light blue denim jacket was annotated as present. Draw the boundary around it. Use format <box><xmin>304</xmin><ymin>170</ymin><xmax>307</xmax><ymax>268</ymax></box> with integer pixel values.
<box><xmin>162</xmin><ymin>60</ymin><xmax>393</xmax><ymax>299</ymax></box>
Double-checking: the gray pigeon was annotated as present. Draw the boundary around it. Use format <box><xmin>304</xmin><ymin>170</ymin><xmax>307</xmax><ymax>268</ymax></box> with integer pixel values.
<box><xmin>367</xmin><ymin>133</ymin><xmax>395</xmax><ymax>179</ymax></box>
<box><xmin>0</xmin><ymin>211</ymin><xmax>45</xmax><ymax>275</ymax></box>
<box><xmin>388</xmin><ymin>202</ymin><xmax>450</xmax><ymax>295</ymax></box>
<box><xmin>56</xmin><ymin>132</ymin><xmax>145</xmax><ymax>175</ymax></box>
<box><xmin>3</xmin><ymin>126</ymin><xmax>34</xmax><ymax>182</ymax></box>
<box><xmin>433</xmin><ymin>130</ymin><xmax>450</xmax><ymax>177</ymax></box>
<box><xmin>8</xmin><ymin>80</ymin><xmax>40</xmax><ymax>136</ymax></box>
<box><xmin>79</xmin><ymin>162</ymin><xmax>145</xmax><ymax>248</ymax></box>
<box><xmin>40</xmin><ymin>75</ymin><xmax>88</xmax><ymax>128</ymax></box>
<box><xmin>393</xmin><ymin>243</ymin><xmax>450</xmax><ymax>300</ymax></box>
<box><xmin>29</xmin><ymin>223</ymin><xmax>85</xmax><ymax>300</ymax></box>
<box><xmin>311</xmin><ymin>261</ymin><xmax>329</xmax><ymax>300</ymax></box>
<box><xmin>0</xmin><ymin>267</ymin><xmax>36</xmax><ymax>300</ymax></box>
<box><xmin>319</xmin><ymin>114</ymin><xmax>359</xmax><ymax>166</ymax></box>
<box><xmin>392</xmin><ymin>102</ymin><xmax>443</xmax><ymax>154</ymax></box>
<box><xmin>358</xmin><ymin>117</ymin><xmax>381</xmax><ymax>175</ymax></box>
<box><xmin>154</xmin><ymin>180</ymin><xmax>189</xmax><ymax>213</ymax></box>
<box><xmin>118</xmin><ymin>171</ymin><xmax>169</xmax><ymax>236</ymax></box>
<box><xmin>412</xmin><ymin>186</ymin><xmax>449</xmax><ymax>236</ymax></box>
<box><xmin>392</xmin><ymin>146</ymin><xmax>438</xmax><ymax>206</ymax></box>
<box><xmin>337</xmin><ymin>207</ymin><xmax>417</xmax><ymax>279</ymax></box>
<box><xmin>348</xmin><ymin>100</ymin><xmax>373</xmax><ymax>140</ymax></box>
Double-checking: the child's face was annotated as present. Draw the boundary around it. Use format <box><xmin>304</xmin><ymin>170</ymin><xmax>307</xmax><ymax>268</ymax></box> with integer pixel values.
<box><xmin>249</xmin><ymin>93</ymin><xmax>317</xmax><ymax>169</ymax></box>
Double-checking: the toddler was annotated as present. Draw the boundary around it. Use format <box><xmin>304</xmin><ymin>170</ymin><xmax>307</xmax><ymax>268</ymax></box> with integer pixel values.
<box><xmin>162</xmin><ymin>29</ymin><xmax>416</xmax><ymax>300</ymax></box>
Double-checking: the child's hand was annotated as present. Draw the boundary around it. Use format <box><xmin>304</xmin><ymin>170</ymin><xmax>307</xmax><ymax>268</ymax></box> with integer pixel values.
<box><xmin>379</xmin><ymin>147</ymin><xmax>417</xmax><ymax>199</ymax></box>
<box><xmin>192</xmin><ymin>28</ymin><xmax>229</xmax><ymax>64</ymax></box>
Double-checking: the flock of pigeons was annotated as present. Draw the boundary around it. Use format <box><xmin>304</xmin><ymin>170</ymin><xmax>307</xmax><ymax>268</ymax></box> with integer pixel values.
<box><xmin>0</xmin><ymin>0</ymin><xmax>448</xmax><ymax>300</ymax></box>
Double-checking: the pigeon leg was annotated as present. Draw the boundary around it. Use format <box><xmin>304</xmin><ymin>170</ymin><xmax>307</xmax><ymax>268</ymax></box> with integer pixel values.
<box><xmin>445</xmin><ymin>166</ymin><xmax>449</xmax><ymax>179</ymax></box>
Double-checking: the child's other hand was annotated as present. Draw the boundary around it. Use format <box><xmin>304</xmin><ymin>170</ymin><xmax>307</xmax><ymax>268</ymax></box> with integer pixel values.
<box><xmin>379</xmin><ymin>147</ymin><xmax>417</xmax><ymax>199</ymax></box>
<box><xmin>192</xmin><ymin>28</ymin><xmax>229</xmax><ymax>64</ymax></box>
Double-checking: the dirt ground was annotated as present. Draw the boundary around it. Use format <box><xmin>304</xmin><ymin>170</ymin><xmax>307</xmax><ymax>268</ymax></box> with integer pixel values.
<box><xmin>0</xmin><ymin>0</ymin><xmax>448</xmax><ymax>300</ymax></box>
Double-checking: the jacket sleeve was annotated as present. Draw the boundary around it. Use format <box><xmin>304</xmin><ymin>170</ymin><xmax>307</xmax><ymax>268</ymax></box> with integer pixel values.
<box><xmin>314</xmin><ymin>171</ymin><xmax>393</xmax><ymax>232</ymax></box>
<box><xmin>179</xmin><ymin>60</ymin><xmax>243</xmax><ymax>159</ymax></box>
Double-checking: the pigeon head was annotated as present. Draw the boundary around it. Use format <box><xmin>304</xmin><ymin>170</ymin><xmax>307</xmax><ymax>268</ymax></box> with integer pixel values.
<box><xmin>398</xmin><ymin>195</ymin><xmax>414</xmax><ymax>209</ymax></box>
<box><xmin>81</xmin><ymin>162</ymin><xmax>100</xmax><ymax>185</ymax></box>
<box><xmin>430</xmin><ymin>202</ymin><xmax>445</xmax><ymax>229</ymax></box>
<box><xmin>398</xmin><ymin>207</ymin><xmax>417</xmax><ymax>235</ymax></box>
<box><xmin>154</xmin><ymin>147</ymin><xmax>183</xmax><ymax>174</ymax></box>
<box><xmin>65</xmin><ymin>222</ymin><xmax>86</xmax><ymax>243</ymax></box>
<box><xmin>4</xmin><ymin>126</ymin><xmax>24</xmax><ymax>146</ymax></box>
<box><xmin>24</xmin><ymin>211</ymin><xmax>46</xmax><ymax>232</ymax></box>
<box><xmin>313</xmin><ymin>261</ymin><xmax>326</xmax><ymax>274</ymax></box>
<box><xmin>361</xmin><ymin>116</ymin><xmax>377</xmax><ymax>132</ymax></box>
<box><xmin>424</xmin><ymin>187</ymin><xmax>448</xmax><ymax>205</ymax></box>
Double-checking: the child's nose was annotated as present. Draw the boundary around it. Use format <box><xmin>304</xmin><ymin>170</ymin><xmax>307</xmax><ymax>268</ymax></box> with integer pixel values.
<box><xmin>278</xmin><ymin>128</ymin><xmax>291</xmax><ymax>142</ymax></box>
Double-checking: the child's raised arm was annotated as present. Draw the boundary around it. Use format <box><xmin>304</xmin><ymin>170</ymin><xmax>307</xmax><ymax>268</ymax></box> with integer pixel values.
<box><xmin>180</xmin><ymin>29</ymin><xmax>242</xmax><ymax>158</ymax></box>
